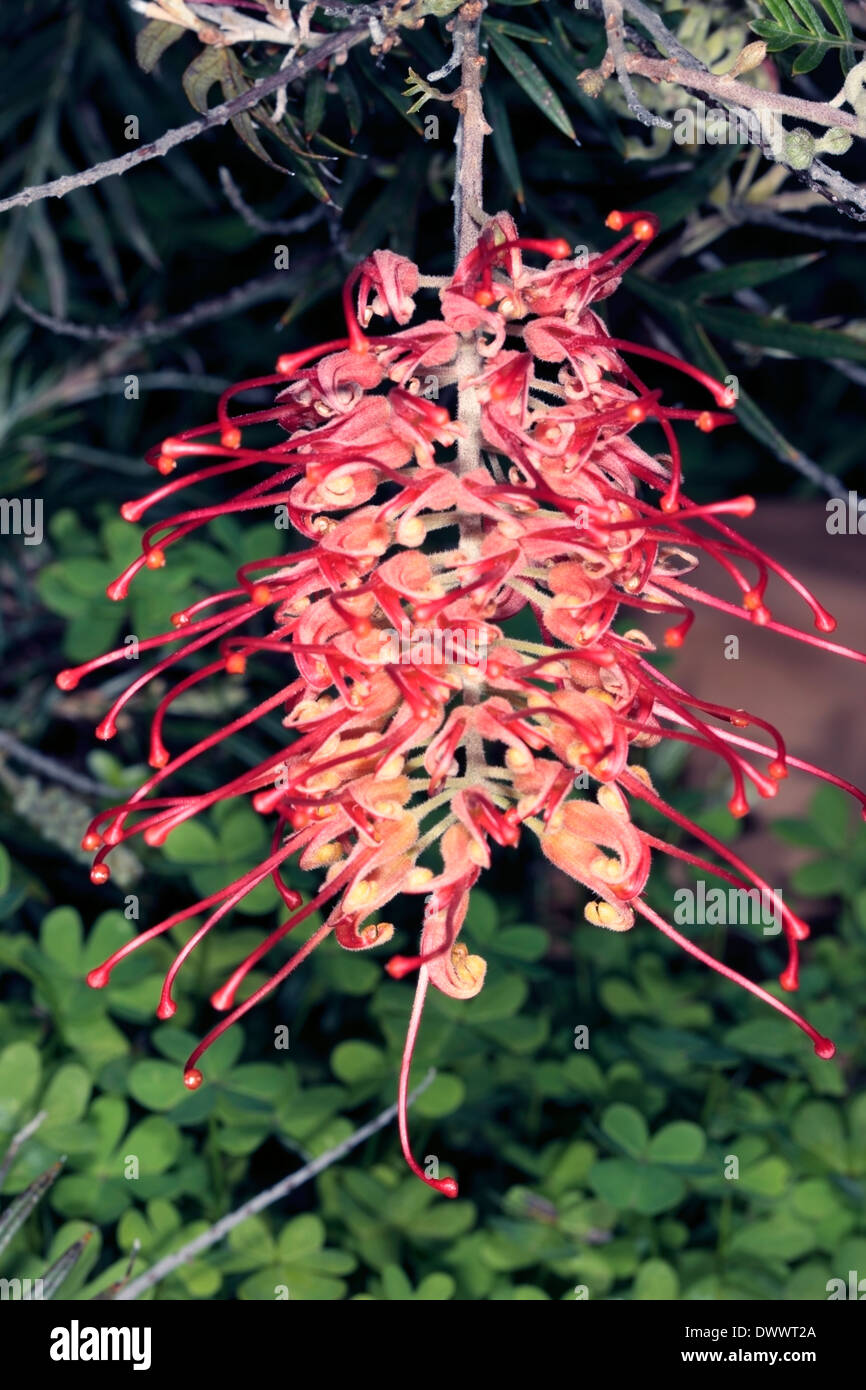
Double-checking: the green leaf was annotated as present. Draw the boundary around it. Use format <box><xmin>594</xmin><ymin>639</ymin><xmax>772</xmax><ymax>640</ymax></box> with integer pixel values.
<box><xmin>791</xmin><ymin>858</ymin><xmax>848</xmax><ymax>896</ymax></box>
<box><xmin>693</xmin><ymin>304</ymin><xmax>866</xmax><ymax>363</ymax></box>
<box><xmin>128</xmin><ymin>1060</ymin><xmax>190</xmax><ymax>1112</ymax></box>
<box><xmin>725</xmin><ymin>1019</ymin><xmax>799</xmax><ymax>1057</ymax></box>
<box><xmin>135</xmin><ymin>19</ymin><xmax>185</xmax><ymax>74</ymax></box>
<box><xmin>484</xmin><ymin>17</ymin><xmax>550</xmax><ymax>42</ymax></box>
<box><xmin>120</xmin><ymin>1117</ymin><xmax>181</xmax><ymax>1175</ymax></box>
<box><xmin>182</xmin><ymin>47</ymin><xmax>231</xmax><ymax>115</ymax></box>
<box><xmin>633</xmin><ymin>1258</ymin><xmax>679</xmax><ymax>1300</ymax></box>
<box><xmin>678</xmin><ymin>254</ymin><xmax>819</xmax><ymax>301</ymax></box>
<box><xmin>277</xmin><ymin>1213</ymin><xmax>325</xmax><ymax>1261</ymax></box>
<box><xmin>410</xmin><ymin>1200</ymin><xmax>476</xmax><ymax>1240</ymax></box>
<box><xmin>0</xmin><ymin>1041</ymin><xmax>41</xmax><ymax>1125</ymax></box>
<box><xmin>648</xmin><ymin>1121</ymin><xmax>706</xmax><ymax>1165</ymax></box>
<box><xmin>484</xmin><ymin>80</ymin><xmax>524</xmax><ymax>208</ymax></box>
<box><xmin>793</xmin><ymin>1101</ymin><xmax>848</xmax><ymax>1170</ymax></box>
<box><xmin>414</xmin><ymin>1272</ymin><xmax>456</xmax><ymax>1300</ymax></box>
<box><xmin>160</xmin><ymin>819</ymin><xmax>219</xmax><ymax>864</ymax></box>
<box><xmin>590</xmin><ymin>1158</ymin><xmax>685</xmax><ymax>1215</ymax></box>
<box><xmin>601</xmin><ymin>1103</ymin><xmax>649</xmax><ymax>1159</ymax></box>
<box><xmin>414</xmin><ymin>1073</ymin><xmax>465</xmax><ymax>1118</ymax></box>
<box><xmin>41</xmin><ymin>1065</ymin><xmax>91</xmax><ymax>1128</ymax></box>
<box><xmin>40</xmin><ymin>906</ymin><xmax>83</xmax><ymax>972</ymax></box>
<box><xmin>494</xmin><ymin>925</ymin><xmax>548</xmax><ymax>961</ymax></box>
<box><xmin>730</xmin><ymin>1213</ymin><xmax>816</xmax><ymax>1261</ymax></box>
<box><xmin>787</xmin><ymin>0</ymin><xmax>826</xmax><ymax>36</ymax></box>
<box><xmin>487</xmin><ymin>32</ymin><xmax>576</xmax><ymax>141</ymax></box>
<box><xmin>304</xmin><ymin>71</ymin><xmax>327</xmax><ymax>140</ymax></box>
<box><xmin>792</xmin><ymin>40</ymin><xmax>828</xmax><ymax>72</ymax></box>
<box><xmin>808</xmin><ymin>785</ymin><xmax>851</xmax><ymax>851</ymax></box>
<box><xmin>330</xmin><ymin>1041</ymin><xmax>386</xmax><ymax>1085</ymax></box>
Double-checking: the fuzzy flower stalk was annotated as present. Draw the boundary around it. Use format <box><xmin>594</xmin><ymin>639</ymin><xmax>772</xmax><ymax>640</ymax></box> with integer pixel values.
<box><xmin>59</xmin><ymin>211</ymin><xmax>866</xmax><ymax>1197</ymax></box>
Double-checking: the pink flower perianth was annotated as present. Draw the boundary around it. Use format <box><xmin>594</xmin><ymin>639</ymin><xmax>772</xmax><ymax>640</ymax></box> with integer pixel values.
<box><xmin>59</xmin><ymin>210</ymin><xmax>866</xmax><ymax>1197</ymax></box>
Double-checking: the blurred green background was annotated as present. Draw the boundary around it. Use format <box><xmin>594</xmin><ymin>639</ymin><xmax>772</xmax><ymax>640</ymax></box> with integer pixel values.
<box><xmin>1</xmin><ymin>0</ymin><xmax>864</xmax><ymax>1300</ymax></box>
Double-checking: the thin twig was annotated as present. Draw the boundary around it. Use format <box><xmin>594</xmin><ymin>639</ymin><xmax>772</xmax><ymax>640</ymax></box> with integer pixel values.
<box><xmin>0</xmin><ymin>1111</ymin><xmax>48</xmax><ymax>1193</ymax></box>
<box><xmin>623</xmin><ymin>54</ymin><xmax>860</xmax><ymax>134</ymax></box>
<box><xmin>15</xmin><ymin>272</ymin><xmax>295</xmax><ymax>343</ymax></box>
<box><xmin>0</xmin><ymin>23</ymin><xmax>371</xmax><ymax>217</ymax></box>
<box><xmin>729</xmin><ymin>207</ymin><xmax>866</xmax><ymax>242</ymax></box>
<box><xmin>114</xmin><ymin>1068</ymin><xmax>437</xmax><ymax>1301</ymax></box>
<box><xmin>218</xmin><ymin>167</ymin><xmax>328</xmax><ymax>235</ymax></box>
<box><xmin>0</xmin><ymin>731</ymin><xmax>117</xmax><ymax>799</ymax></box>
<box><xmin>602</xmin><ymin>0</ymin><xmax>671</xmax><ymax>129</ymax></box>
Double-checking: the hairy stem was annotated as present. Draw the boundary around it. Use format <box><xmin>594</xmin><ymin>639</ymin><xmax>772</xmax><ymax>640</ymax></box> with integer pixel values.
<box><xmin>450</xmin><ymin>2</ymin><xmax>488</xmax><ymax>743</ymax></box>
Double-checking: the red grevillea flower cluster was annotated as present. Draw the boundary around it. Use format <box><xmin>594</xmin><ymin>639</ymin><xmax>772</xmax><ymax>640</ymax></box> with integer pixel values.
<box><xmin>58</xmin><ymin>210</ymin><xmax>866</xmax><ymax>1197</ymax></box>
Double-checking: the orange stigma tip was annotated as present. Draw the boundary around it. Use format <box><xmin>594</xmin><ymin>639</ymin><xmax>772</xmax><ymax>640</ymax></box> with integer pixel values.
<box><xmin>605</xmin><ymin>211</ymin><xmax>625</xmax><ymax>231</ymax></box>
<box><xmin>432</xmin><ymin>406</ymin><xmax>450</xmax><ymax>426</ymax></box>
<box><xmin>56</xmin><ymin>670</ymin><xmax>78</xmax><ymax>691</ymax></box>
<box><xmin>386</xmin><ymin>956</ymin><xmax>415</xmax><ymax>980</ymax></box>
<box><xmin>660</xmin><ymin>492</ymin><xmax>678</xmax><ymax>513</ymax></box>
<box><xmin>90</xmin><ymin>864</ymin><xmax>110</xmax><ymax>885</ymax></box>
<box><xmin>183</xmin><ymin>1069</ymin><xmax>204</xmax><ymax>1091</ymax></box>
<box><xmin>225</xmin><ymin>654</ymin><xmax>246</xmax><ymax>675</ymax></box>
<box><xmin>120</xmin><ymin>503</ymin><xmax>139</xmax><ymax>521</ymax></box>
<box><xmin>145</xmin><ymin>548</ymin><xmax>166</xmax><ymax>570</ymax></box>
<box><xmin>221</xmin><ymin>427</ymin><xmax>242</xmax><ymax>449</ymax></box>
<box><xmin>663</xmin><ymin>630</ymin><xmax>684</xmax><ymax>648</ymax></box>
<box><xmin>814</xmin><ymin>1037</ymin><xmax>836</xmax><ymax>1060</ymax></box>
<box><xmin>149</xmin><ymin>750</ymin><xmax>169</xmax><ymax>769</ymax></box>
<box><xmin>768</xmin><ymin>760</ymin><xmax>788</xmax><ymax>780</ymax></box>
<box><xmin>157</xmin><ymin>455</ymin><xmax>176</xmax><ymax>475</ymax></box>
<box><xmin>474</xmin><ymin>289</ymin><xmax>495</xmax><ymax>307</ymax></box>
<box><xmin>548</xmin><ymin>238</ymin><xmax>571</xmax><ymax>259</ymax></box>
<box><xmin>87</xmin><ymin>967</ymin><xmax>110</xmax><ymax>989</ymax></box>
<box><xmin>252</xmin><ymin>584</ymin><xmax>271</xmax><ymax>606</ymax></box>
<box><xmin>171</xmin><ymin>612</ymin><xmax>189</xmax><ymax>627</ymax></box>
<box><xmin>696</xmin><ymin>412</ymin><xmax>715</xmax><ymax>433</ymax></box>
<box><xmin>728</xmin><ymin>797</ymin><xmax>749</xmax><ymax>818</ymax></box>
<box><xmin>276</xmin><ymin>354</ymin><xmax>295</xmax><ymax>375</ymax></box>
<box><xmin>626</xmin><ymin>404</ymin><xmax>646</xmax><ymax>424</ymax></box>
<box><xmin>632</xmin><ymin>219</ymin><xmax>656</xmax><ymax>242</ymax></box>
<box><xmin>81</xmin><ymin>832</ymin><xmax>102</xmax><ymax>851</ymax></box>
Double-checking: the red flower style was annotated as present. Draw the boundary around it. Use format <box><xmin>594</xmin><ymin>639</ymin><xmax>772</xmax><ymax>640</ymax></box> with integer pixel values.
<box><xmin>58</xmin><ymin>209</ymin><xmax>866</xmax><ymax>1197</ymax></box>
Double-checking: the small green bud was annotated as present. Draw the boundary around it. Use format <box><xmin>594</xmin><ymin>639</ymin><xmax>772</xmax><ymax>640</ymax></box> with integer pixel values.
<box><xmin>816</xmin><ymin>126</ymin><xmax>853</xmax><ymax>157</ymax></box>
<box><xmin>782</xmin><ymin>127</ymin><xmax>816</xmax><ymax>170</ymax></box>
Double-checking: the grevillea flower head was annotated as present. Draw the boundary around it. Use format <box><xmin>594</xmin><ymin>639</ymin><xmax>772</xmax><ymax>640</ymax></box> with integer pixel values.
<box><xmin>59</xmin><ymin>209</ymin><xmax>866</xmax><ymax>1197</ymax></box>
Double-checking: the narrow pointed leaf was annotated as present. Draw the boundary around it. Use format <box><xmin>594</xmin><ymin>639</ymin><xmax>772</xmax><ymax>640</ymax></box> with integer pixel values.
<box><xmin>487</xmin><ymin>32</ymin><xmax>576</xmax><ymax>141</ymax></box>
